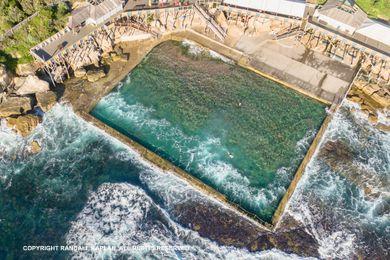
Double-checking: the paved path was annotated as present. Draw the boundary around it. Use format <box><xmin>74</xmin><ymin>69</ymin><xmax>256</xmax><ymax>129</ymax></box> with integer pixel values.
<box><xmin>0</xmin><ymin>12</ymin><xmax>38</xmax><ymax>42</ymax></box>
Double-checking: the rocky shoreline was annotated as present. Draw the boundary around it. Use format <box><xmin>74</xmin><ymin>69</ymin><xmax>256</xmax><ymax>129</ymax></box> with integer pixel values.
<box><xmin>0</xmin><ymin>6</ymin><xmax>389</xmax><ymax>258</ymax></box>
<box><xmin>0</xmin><ymin>64</ymin><xmax>53</xmax><ymax>153</ymax></box>
<box><xmin>346</xmin><ymin>69</ymin><xmax>390</xmax><ymax>132</ymax></box>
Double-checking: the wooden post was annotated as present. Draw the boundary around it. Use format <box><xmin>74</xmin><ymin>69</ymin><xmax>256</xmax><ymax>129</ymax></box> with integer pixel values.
<box><xmin>43</xmin><ymin>64</ymin><xmax>56</xmax><ymax>87</ymax></box>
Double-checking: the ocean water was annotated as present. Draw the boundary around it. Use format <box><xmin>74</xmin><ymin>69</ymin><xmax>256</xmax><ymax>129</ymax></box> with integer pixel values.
<box><xmin>0</xmin><ymin>103</ymin><xmax>388</xmax><ymax>258</ymax></box>
<box><xmin>91</xmin><ymin>40</ymin><xmax>327</xmax><ymax>222</ymax></box>
<box><xmin>284</xmin><ymin>101</ymin><xmax>390</xmax><ymax>258</ymax></box>
<box><xmin>0</xmin><ymin>104</ymin><xmax>308</xmax><ymax>259</ymax></box>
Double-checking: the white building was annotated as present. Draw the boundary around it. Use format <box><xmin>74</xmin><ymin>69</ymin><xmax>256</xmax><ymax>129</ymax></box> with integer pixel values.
<box><xmin>68</xmin><ymin>0</ymin><xmax>124</xmax><ymax>28</ymax></box>
<box><xmin>312</xmin><ymin>0</ymin><xmax>366</xmax><ymax>35</ymax></box>
<box><xmin>222</xmin><ymin>0</ymin><xmax>307</xmax><ymax>19</ymax></box>
<box><xmin>310</xmin><ymin>0</ymin><xmax>390</xmax><ymax>56</ymax></box>
<box><xmin>354</xmin><ymin>19</ymin><xmax>390</xmax><ymax>54</ymax></box>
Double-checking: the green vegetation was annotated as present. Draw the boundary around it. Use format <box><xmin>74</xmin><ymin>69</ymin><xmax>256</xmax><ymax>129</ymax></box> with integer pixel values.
<box><xmin>317</xmin><ymin>0</ymin><xmax>390</xmax><ymax>21</ymax></box>
<box><xmin>355</xmin><ymin>0</ymin><xmax>390</xmax><ymax>20</ymax></box>
<box><xmin>0</xmin><ymin>1</ymin><xmax>70</xmax><ymax>71</ymax></box>
<box><xmin>317</xmin><ymin>0</ymin><xmax>328</xmax><ymax>5</ymax></box>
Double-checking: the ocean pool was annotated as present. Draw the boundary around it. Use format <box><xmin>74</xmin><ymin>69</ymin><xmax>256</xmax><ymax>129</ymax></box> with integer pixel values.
<box><xmin>91</xmin><ymin>40</ymin><xmax>327</xmax><ymax>222</ymax></box>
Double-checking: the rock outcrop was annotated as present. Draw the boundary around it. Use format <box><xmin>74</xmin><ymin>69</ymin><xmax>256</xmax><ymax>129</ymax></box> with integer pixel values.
<box><xmin>36</xmin><ymin>91</ymin><xmax>57</xmax><ymax>112</ymax></box>
<box><xmin>0</xmin><ymin>96</ymin><xmax>32</xmax><ymax>117</ymax></box>
<box><xmin>347</xmin><ymin>79</ymin><xmax>390</xmax><ymax>128</ymax></box>
<box><xmin>86</xmin><ymin>68</ymin><xmax>106</xmax><ymax>82</ymax></box>
<box><xmin>74</xmin><ymin>68</ymin><xmax>87</xmax><ymax>78</ymax></box>
<box><xmin>319</xmin><ymin>140</ymin><xmax>385</xmax><ymax>198</ymax></box>
<box><xmin>110</xmin><ymin>52</ymin><xmax>129</xmax><ymax>62</ymax></box>
<box><xmin>16</xmin><ymin>63</ymin><xmax>36</xmax><ymax>76</ymax></box>
<box><xmin>6</xmin><ymin>114</ymin><xmax>41</xmax><ymax>137</ymax></box>
<box><xmin>29</xmin><ymin>140</ymin><xmax>41</xmax><ymax>154</ymax></box>
<box><xmin>14</xmin><ymin>75</ymin><xmax>50</xmax><ymax>95</ymax></box>
<box><xmin>0</xmin><ymin>64</ymin><xmax>11</xmax><ymax>91</ymax></box>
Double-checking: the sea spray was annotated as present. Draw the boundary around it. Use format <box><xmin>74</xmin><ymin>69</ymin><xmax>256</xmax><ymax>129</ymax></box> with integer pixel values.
<box><xmin>0</xmin><ymin>104</ymin><xmax>318</xmax><ymax>259</ymax></box>
<box><xmin>181</xmin><ymin>40</ymin><xmax>234</xmax><ymax>64</ymax></box>
<box><xmin>283</xmin><ymin>100</ymin><xmax>390</xmax><ymax>258</ymax></box>
<box><xmin>66</xmin><ymin>182</ymin><xmax>312</xmax><ymax>260</ymax></box>
<box><xmin>91</xmin><ymin>40</ymin><xmax>327</xmax><ymax>221</ymax></box>
<box><xmin>0</xmin><ymin>100</ymin><xmax>387</xmax><ymax>258</ymax></box>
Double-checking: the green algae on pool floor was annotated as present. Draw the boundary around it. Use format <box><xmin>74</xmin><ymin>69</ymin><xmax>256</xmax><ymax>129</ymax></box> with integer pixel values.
<box><xmin>91</xmin><ymin>40</ymin><xmax>327</xmax><ymax>222</ymax></box>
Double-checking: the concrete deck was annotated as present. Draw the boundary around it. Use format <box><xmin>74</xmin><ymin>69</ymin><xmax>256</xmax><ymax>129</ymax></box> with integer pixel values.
<box><xmin>231</xmin><ymin>34</ymin><xmax>353</xmax><ymax>103</ymax></box>
<box><xmin>33</xmin><ymin>25</ymin><xmax>98</xmax><ymax>62</ymax></box>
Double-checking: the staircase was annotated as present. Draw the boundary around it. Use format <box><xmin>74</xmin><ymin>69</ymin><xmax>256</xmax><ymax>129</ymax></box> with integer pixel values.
<box><xmin>115</xmin><ymin>18</ymin><xmax>160</xmax><ymax>38</ymax></box>
<box><xmin>193</xmin><ymin>3</ymin><xmax>227</xmax><ymax>41</ymax></box>
<box><xmin>274</xmin><ymin>26</ymin><xmax>301</xmax><ymax>40</ymax></box>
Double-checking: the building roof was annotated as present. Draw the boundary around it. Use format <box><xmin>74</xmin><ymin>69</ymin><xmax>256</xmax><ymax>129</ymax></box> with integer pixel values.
<box><xmin>315</xmin><ymin>0</ymin><xmax>367</xmax><ymax>29</ymax></box>
<box><xmin>69</xmin><ymin>0</ymin><xmax>123</xmax><ymax>28</ymax></box>
<box><xmin>355</xmin><ymin>19</ymin><xmax>390</xmax><ymax>48</ymax></box>
<box><xmin>223</xmin><ymin>0</ymin><xmax>307</xmax><ymax>18</ymax></box>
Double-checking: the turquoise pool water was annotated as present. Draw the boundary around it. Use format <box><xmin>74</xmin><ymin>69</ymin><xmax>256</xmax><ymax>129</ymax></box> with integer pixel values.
<box><xmin>91</xmin><ymin>41</ymin><xmax>327</xmax><ymax>222</ymax></box>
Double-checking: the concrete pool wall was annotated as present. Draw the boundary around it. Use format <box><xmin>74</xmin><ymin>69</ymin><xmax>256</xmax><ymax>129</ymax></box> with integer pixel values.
<box><xmin>73</xmin><ymin>30</ymin><xmax>333</xmax><ymax>229</ymax></box>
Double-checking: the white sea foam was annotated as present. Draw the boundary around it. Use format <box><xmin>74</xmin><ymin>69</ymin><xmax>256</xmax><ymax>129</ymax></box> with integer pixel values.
<box><xmin>95</xmin><ymin>92</ymin><xmax>298</xmax><ymax>214</ymax></box>
<box><xmin>282</xmin><ymin>101</ymin><xmax>390</xmax><ymax>258</ymax></box>
<box><xmin>2</xmin><ymin>100</ymin><xmax>387</xmax><ymax>258</ymax></box>
<box><xmin>0</xmin><ymin>104</ymin><xmax>309</xmax><ymax>259</ymax></box>
<box><xmin>66</xmin><ymin>182</ymin><xmax>311</xmax><ymax>260</ymax></box>
<box><xmin>181</xmin><ymin>39</ymin><xmax>234</xmax><ymax>64</ymax></box>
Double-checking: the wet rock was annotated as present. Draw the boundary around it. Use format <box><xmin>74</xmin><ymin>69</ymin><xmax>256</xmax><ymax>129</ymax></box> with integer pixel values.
<box><xmin>29</xmin><ymin>140</ymin><xmax>41</xmax><ymax>154</ymax></box>
<box><xmin>74</xmin><ymin>68</ymin><xmax>87</xmax><ymax>78</ymax></box>
<box><xmin>348</xmin><ymin>84</ymin><xmax>389</xmax><ymax>114</ymax></box>
<box><xmin>86</xmin><ymin>68</ymin><xmax>106</xmax><ymax>82</ymax></box>
<box><xmin>376</xmin><ymin>123</ymin><xmax>390</xmax><ymax>132</ymax></box>
<box><xmin>14</xmin><ymin>75</ymin><xmax>50</xmax><ymax>95</ymax></box>
<box><xmin>6</xmin><ymin>114</ymin><xmax>41</xmax><ymax>137</ymax></box>
<box><xmin>0</xmin><ymin>96</ymin><xmax>32</xmax><ymax>117</ymax></box>
<box><xmin>0</xmin><ymin>64</ymin><xmax>11</xmax><ymax>91</ymax></box>
<box><xmin>16</xmin><ymin>63</ymin><xmax>36</xmax><ymax>76</ymax></box>
<box><xmin>347</xmin><ymin>95</ymin><xmax>362</xmax><ymax>104</ymax></box>
<box><xmin>368</xmin><ymin>114</ymin><xmax>378</xmax><ymax>124</ymax></box>
<box><xmin>36</xmin><ymin>91</ymin><xmax>57</xmax><ymax>112</ymax></box>
<box><xmin>172</xmin><ymin>199</ymin><xmax>319</xmax><ymax>257</ymax></box>
<box><xmin>319</xmin><ymin>139</ymin><xmax>384</xmax><ymax>198</ymax></box>
<box><xmin>320</xmin><ymin>140</ymin><xmax>354</xmax><ymax>162</ymax></box>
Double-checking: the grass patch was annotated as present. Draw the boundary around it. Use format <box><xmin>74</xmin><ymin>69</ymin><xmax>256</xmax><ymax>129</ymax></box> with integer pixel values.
<box><xmin>355</xmin><ymin>0</ymin><xmax>390</xmax><ymax>21</ymax></box>
<box><xmin>0</xmin><ymin>3</ymin><xmax>69</xmax><ymax>71</ymax></box>
<box><xmin>317</xmin><ymin>0</ymin><xmax>328</xmax><ymax>5</ymax></box>
<box><xmin>317</xmin><ymin>0</ymin><xmax>390</xmax><ymax>21</ymax></box>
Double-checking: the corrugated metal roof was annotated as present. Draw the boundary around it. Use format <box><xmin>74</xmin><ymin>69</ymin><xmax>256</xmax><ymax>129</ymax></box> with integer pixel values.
<box><xmin>223</xmin><ymin>0</ymin><xmax>306</xmax><ymax>18</ymax></box>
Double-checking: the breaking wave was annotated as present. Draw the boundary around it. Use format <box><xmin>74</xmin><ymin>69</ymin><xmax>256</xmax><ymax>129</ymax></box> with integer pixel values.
<box><xmin>92</xmin><ymin>91</ymin><xmax>312</xmax><ymax>220</ymax></box>
<box><xmin>66</xmin><ymin>182</ymin><xmax>308</xmax><ymax>259</ymax></box>
<box><xmin>182</xmin><ymin>39</ymin><xmax>234</xmax><ymax>64</ymax></box>
<box><xmin>2</xmin><ymin>98</ymin><xmax>388</xmax><ymax>258</ymax></box>
<box><xmin>283</xmin><ymin>100</ymin><xmax>390</xmax><ymax>259</ymax></box>
<box><xmin>0</xmin><ymin>104</ymin><xmax>308</xmax><ymax>259</ymax></box>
